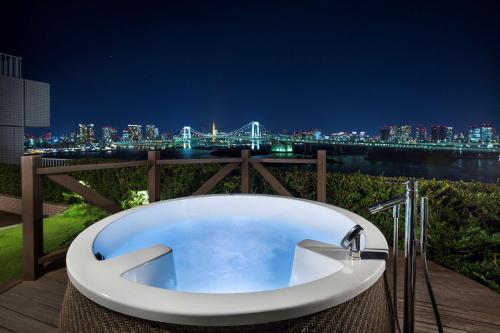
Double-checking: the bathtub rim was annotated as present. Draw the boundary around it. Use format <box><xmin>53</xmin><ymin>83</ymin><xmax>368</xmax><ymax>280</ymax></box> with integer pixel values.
<box><xmin>66</xmin><ymin>194</ymin><xmax>388</xmax><ymax>326</ymax></box>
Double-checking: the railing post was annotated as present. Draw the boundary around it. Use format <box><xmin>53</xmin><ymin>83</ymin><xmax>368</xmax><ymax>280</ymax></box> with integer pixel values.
<box><xmin>21</xmin><ymin>155</ymin><xmax>43</xmax><ymax>280</ymax></box>
<box><xmin>148</xmin><ymin>151</ymin><xmax>160</xmax><ymax>203</ymax></box>
<box><xmin>241</xmin><ymin>150</ymin><xmax>250</xmax><ymax>193</ymax></box>
<box><xmin>317</xmin><ymin>150</ymin><xmax>326</xmax><ymax>202</ymax></box>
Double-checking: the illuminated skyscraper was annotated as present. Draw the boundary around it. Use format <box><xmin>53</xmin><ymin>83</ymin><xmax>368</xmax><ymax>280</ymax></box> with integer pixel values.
<box><xmin>145</xmin><ymin>125</ymin><xmax>159</xmax><ymax>141</ymax></box>
<box><xmin>122</xmin><ymin>129</ymin><xmax>129</xmax><ymax>142</ymax></box>
<box><xmin>127</xmin><ymin>124</ymin><xmax>142</xmax><ymax>142</ymax></box>
<box><xmin>416</xmin><ymin>126</ymin><xmax>427</xmax><ymax>141</ymax></box>
<box><xmin>386</xmin><ymin>125</ymin><xmax>412</xmax><ymax>142</ymax></box>
<box><xmin>102</xmin><ymin>126</ymin><xmax>117</xmax><ymax>145</ymax></box>
<box><xmin>468</xmin><ymin>126</ymin><xmax>481</xmax><ymax>143</ymax></box>
<box><xmin>480</xmin><ymin>124</ymin><xmax>495</xmax><ymax>143</ymax></box>
<box><xmin>398</xmin><ymin>125</ymin><xmax>412</xmax><ymax>142</ymax></box>
<box><xmin>445</xmin><ymin>127</ymin><xmax>453</xmax><ymax>142</ymax></box>
<box><xmin>79</xmin><ymin>124</ymin><xmax>95</xmax><ymax>144</ymax></box>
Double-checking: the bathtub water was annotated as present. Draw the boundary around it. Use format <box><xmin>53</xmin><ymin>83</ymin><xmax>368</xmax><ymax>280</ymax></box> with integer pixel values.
<box><xmin>94</xmin><ymin>215</ymin><xmax>345</xmax><ymax>293</ymax></box>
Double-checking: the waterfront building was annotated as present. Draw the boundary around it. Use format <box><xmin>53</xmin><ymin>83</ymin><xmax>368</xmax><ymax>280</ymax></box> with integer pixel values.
<box><xmin>384</xmin><ymin>125</ymin><xmax>412</xmax><ymax>142</ymax></box>
<box><xmin>468</xmin><ymin>126</ymin><xmax>481</xmax><ymax>143</ymax></box>
<box><xmin>102</xmin><ymin>126</ymin><xmax>117</xmax><ymax>145</ymax></box>
<box><xmin>379</xmin><ymin>127</ymin><xmax>391</xmax><ymax>141</ymax></box>
<box><xmin>122</xmin><ymin>129</ymin><xmax>129</xmax><ymax>142</ymax></box>
<box><xmin>145</xmin><ymin>125</ymin><xmax>159</xmax><ymax>141</ymax></box>
<box><xmin>127</xmin><ymin>124</ymin><xmax>142</xmax><ymax>142</ymax></box>
<box><xmin>79</xmin><ymin>124</ymin><xmax>95</xmax><ymax>144</ymax></box>
<box><xmin>330</xmin><ymin>131</ymin><xmax>350</xmax><ymax>141</ymax></box>
<box><xmin>0</xmin><ymin>53</ymin><xmax>50</xmax><ymax>164</ymax></box>
<box><xmin>431</xmin><ymin>125</ymin><xmax>447</xmax><ymax>142</ymax></box>
<box><xmin>416</xmin><ymin>126</ymin><xmax>427</xmax><ymax>141</ymax></box>
<box><xmin>454</xmin><ymin>133</ymin><xmax>466</xmax><ymax>143</ymax></box>
<box><xmin>480</xmin><ymin>124</ymin><xmax>495</xmax><ymax>143</ymax></box>
<box><xmin>396</xmin><ymin>125</ymin><xmax>412</xmax><ymax>142</ymax></box>
<box><xmin>445</xmin><ymin>127</ymin><xmax>453</xmax><ymax>142</ymax></box>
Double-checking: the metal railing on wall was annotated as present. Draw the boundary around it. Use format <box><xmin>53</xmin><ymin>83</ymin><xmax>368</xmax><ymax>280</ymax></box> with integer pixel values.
<box><xmin>21</xmin><ymin>150</ymin><xmax>327</xmax><ymax>281</ymax></box>
<box><xmin>41</xmin><ymin>158</ymin><xmax>68</xmax><ymax>167</ymax></box>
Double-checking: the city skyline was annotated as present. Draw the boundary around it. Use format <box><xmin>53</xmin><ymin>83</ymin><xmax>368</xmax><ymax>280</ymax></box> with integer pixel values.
<box><xmin>3</xmin><ymin>1</ymin><xmax>500</xmax><ymax>136</ymax></box>
<box><xmin>26</xmin><ymin>119</ymin><xmax>498</xmax><ymax>140</ymax></box>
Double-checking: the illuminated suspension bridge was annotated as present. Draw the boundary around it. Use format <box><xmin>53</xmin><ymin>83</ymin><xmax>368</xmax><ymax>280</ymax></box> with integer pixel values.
<box><xmin>175</xmin><ymin>121</ymin><xmax>271</xmax><ymax>149</ymax></box>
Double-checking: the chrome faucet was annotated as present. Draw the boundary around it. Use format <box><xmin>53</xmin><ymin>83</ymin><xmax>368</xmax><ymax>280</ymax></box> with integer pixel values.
<box><xmin>340</xmin><ymin>224</ymin><xmax>364</xmax><ymax>259</ymax></box>
<box><xmin>368</xmin><ymin>194</ymin><xmax>406</xmax><ymax>214</ymax></box>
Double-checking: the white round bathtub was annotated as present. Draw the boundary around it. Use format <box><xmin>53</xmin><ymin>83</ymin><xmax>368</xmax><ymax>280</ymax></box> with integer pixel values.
<box><xmin>66</xmin><ymin>194</ymin><xmax>388</xmax><ymax>326</ymax></box>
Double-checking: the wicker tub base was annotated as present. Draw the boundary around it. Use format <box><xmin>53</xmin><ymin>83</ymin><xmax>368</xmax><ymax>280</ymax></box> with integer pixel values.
<box><xmin>59</xmin><ymin>277</ymin><xmax>392</xmax><ymax>333</ymax></box>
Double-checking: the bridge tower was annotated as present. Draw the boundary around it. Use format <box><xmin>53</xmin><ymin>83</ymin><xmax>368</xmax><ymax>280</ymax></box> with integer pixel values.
<box><xmin>212</xmin><ymin>122</ymin><xmax>217</xmax><ymax>143</ymax></box>
<box><xmin>182</xmin><ymin>126</ymin><xmax>191</xmax><ymax>140</ymax></box>
<box><xmin>251</xmin><ymin>121</ymin><xmax>261</xmax><ymax>139</ymax></box>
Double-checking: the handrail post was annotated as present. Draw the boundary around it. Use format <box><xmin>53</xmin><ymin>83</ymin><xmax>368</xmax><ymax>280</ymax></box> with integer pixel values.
<box><xmin>241</xmin><ymin>150</ymin><xmax>250</xmax><ymax>193</ymax></box>
<box><xmin>21</xmin><ymin>155</ymin><xmax>43</xmax><ymax>280</ymax></box>
<box><xmin>148</xmin><ymin>151</ymin><xmax>160</xmax><ymax>203</ymax></box>
<box><xmin>317</xmin><ymin>150</ymin><xmax>326</xmax><ymax>202</ymax></box>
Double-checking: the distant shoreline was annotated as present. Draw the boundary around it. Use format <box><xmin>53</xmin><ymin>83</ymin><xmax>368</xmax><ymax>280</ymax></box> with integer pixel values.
<box><xmin>40</xmin><ymin>147</ymin><xmax>500</xmax><ymax>183</ymax></box>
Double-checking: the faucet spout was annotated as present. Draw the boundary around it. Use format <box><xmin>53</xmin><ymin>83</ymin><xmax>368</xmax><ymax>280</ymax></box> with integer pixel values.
<box><xmin>368</xmin><ymin>194</ymin><xmax>406</xmax><ymax>214</ymax></box>
<box><xmin>341</xmin><ymin>224</ymin><xmax>364</xmax><ymax>259</ymax></box>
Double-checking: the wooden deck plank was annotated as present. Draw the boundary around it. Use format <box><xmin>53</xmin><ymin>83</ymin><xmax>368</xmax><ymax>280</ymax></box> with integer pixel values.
<box><xmin>0</xmin><ymin>254</ymin><xmax>499</xmax><ymax>332</ymax></box>
<box><xmin>0</xmin><ymin>305</ymin><xmax>57</xmax><ymax>333</ymax></box>
<box><xmin>387</xmin><ymin>252</ymin><xmax>500</xmax><ymax>332</ymax></box>
<box><xmin>0</xmin><ymin>291</ymin><xmax>60</xmax><ymax>326</ymax></box>
<box><xmin>0</xmin><ymin>326</ymin><xmax>16</xmax><ymax>333</ymax></box>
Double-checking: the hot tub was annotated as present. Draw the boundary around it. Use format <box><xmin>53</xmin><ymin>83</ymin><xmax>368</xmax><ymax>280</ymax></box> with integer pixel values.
<box><xmin>60</xmin><ymin>195</ymin><xmax>392</xmax><ymax>332</ymax></box>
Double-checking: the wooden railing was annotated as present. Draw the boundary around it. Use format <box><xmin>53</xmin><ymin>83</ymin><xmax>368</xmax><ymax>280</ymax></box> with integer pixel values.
<box><xmin>21</xmin><ymin>150</ymin><xmax>327</xmax><ymax>280</ymax></box>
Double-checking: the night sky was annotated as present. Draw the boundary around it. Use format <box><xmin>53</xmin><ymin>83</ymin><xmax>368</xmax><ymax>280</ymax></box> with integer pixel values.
<box><xmin>2</xmin><ymin>1</ymin><xmax>500</xmax><ymax>136</ymax></box>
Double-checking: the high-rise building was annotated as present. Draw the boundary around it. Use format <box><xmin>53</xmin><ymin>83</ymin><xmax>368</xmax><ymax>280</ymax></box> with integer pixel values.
<box><xmin>416</xmin><ymin>126</ymin><xmax>427</xmax><ymax>141</ymax></box>
<box><xmin>102</xmin><ymin>126</ymin><xmax>117</xmax><ymax>145</ymax></box>
<box><xmin>431</xmin><ymin>125</ymin><xmax>447</xmax><ymax>142</ymax></box>
<box><xmin>127</xmin><ymin>124</ymin><xmax>142</xmax><ymax>142</ymax></box>
<box><xmin>122</xmin><ymin>129</ymin><xmax>129</xmax><ymax>142</ymax></box>
<box><xmin>385</xmin><ymin>125</ymin><xmax>412</xmax><ymax>142</ymax></box>
<box><xmin>0</xmin><ymin>53</ymin><xmax>50</xmax><ymax>164</ymax></box>
<box><xmin>445</xmin><ymin>127</ymin><xmax>453</xmax><ymax>142</ymax></box>
<box><xmin>468</xmin><ymin>126</ymin><xmax>481</xmax><ymax>143</ymax></box>
<box><xmin>480</xmin><ymin>124</ymin><xmax>495</xmax><ymax>143</ymax></box>
<box><xmin>79</xmin><ymin>124</ymin><xmax>95</xmax><ymax>144</ymax></box>
<box><xmin>379</xmin><ymin>127</ymin><xmax>391</xmax><ymax>141</ymax></box>
<box><xmin>69</xmin><ymin>131</ymin><xmax>78</xmax><ymax>143</ymax></box>
<box><xmin>397</xmin><ymin>125</ymin><xmax>412</xmax><ymax>142</ymax></box>
<box><xmin>145</xmin><ymin>125</ymin><xmax>159</xmax><ymax>141</ymax></box>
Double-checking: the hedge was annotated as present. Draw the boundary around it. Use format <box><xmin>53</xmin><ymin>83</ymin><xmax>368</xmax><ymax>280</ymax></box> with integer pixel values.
<box><xmin>0</xmin><ymin>161</ymin><xmax>499</xmax><ymax>292</ymax></box>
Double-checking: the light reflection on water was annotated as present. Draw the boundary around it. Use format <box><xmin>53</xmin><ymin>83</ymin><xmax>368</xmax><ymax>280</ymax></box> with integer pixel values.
<box><xmin>97</xmin><ymin>217</ymin><xmax>337</xmax><ymax>293</ymax></box>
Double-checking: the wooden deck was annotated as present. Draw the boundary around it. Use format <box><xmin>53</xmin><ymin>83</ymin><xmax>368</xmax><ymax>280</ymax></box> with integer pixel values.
<box><xmin>0</xmin><ymin>256</ymin><xmax>499</xmax><ymax>333</ymax></box>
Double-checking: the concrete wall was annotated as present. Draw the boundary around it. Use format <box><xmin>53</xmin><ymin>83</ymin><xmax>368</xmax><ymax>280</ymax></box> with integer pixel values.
<box><xmin>0</xmin><ymin>193</ymin><xmax>67</xmax><ymax>216</ymax></box>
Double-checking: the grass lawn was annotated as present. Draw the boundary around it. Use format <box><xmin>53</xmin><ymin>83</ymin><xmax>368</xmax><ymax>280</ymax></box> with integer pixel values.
<box><xmin>0</xmin><ymin>204</ymin><xmax>108</xmax><ymax>285</ymax></box>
